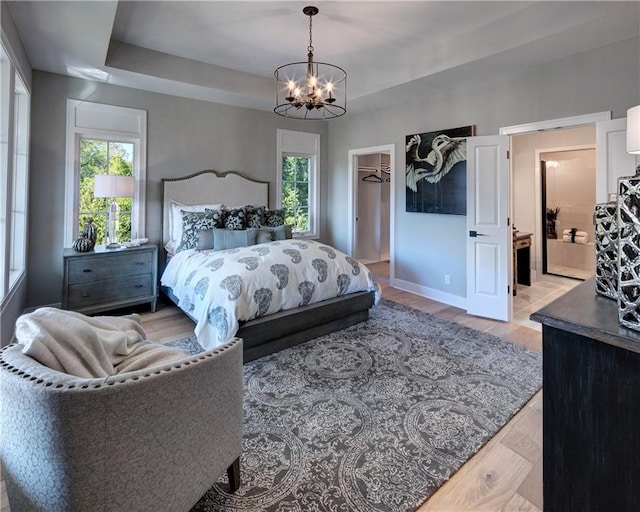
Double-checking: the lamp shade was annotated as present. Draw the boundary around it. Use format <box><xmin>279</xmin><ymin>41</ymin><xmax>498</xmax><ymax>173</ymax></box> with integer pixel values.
<box><xmin>93</xmin><ymin>175</ymin><xmax>135</xmax><ymax>198</ymax></box>
<box><xmin>627</xmin><ymin>105</ymin><xmax>640</xmax><ymax>154</ymax></box>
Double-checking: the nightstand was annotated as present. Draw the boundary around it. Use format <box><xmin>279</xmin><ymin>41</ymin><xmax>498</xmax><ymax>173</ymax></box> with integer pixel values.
<box><xmin>62</xmin><ymin>244</ymin><xmax>158</xmax><ymax>315</ymax></box>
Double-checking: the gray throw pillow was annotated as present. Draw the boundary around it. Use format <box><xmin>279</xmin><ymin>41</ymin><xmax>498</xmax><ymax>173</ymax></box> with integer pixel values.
<box><xmin>263</xmin><ymin>209</ymin><xmax>285</xmax><ymax>227</ymax></box>
<box><xmin>196</xmin><ymin>229</ymin><xmax>214</xmax><ymax>251</ymax></box>
<box><xmin>245</xmin><ymin>205</ymin><xmax>266</xmax><ymax>229</ymax></box>
<box><xmin>177</xmin><ymin>210</ymin><xmax>222</xmax><ymax>252</ymax></box>
<box><xmin>255</xmin><ymin>228</ymin><xmax>274</xmax><ymax>244</ymax></box>
<box><xmin>213</xmin><ymin>228</ymin><xmax>257</xmax><ymax>250</ymax></box>
<box><xmin>223</xmin><ymin>208</ymin><xmax>247</xmax><ymax>230</ymax></box>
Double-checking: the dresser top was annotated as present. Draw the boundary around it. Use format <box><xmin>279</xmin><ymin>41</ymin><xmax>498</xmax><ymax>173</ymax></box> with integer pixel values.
<box><xmin>530</xmin><ymin>277</ymin><xmax>640</xmax><ymax>354</ymax></box>
<box><xmin>63</xmin><ymin>244</ymin><xmax>156</xmax><ymax>257</ymax></box>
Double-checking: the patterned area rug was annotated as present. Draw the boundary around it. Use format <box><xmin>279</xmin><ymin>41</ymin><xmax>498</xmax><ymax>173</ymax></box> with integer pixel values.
<box><xmin>167</xmin><ymin>299</ymin><xmax>542</xmax><ymax>512</ymax></box>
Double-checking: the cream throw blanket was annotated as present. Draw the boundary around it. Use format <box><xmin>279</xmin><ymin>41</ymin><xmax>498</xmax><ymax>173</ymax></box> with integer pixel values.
<box><xmin>16</xmin><ymin>307</ymin><xmax>189</xmax><ymax>378</ymax></box>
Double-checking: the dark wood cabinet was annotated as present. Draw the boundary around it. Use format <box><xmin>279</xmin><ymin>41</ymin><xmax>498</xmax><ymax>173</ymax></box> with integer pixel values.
<box><xmin>531</xmin><ymin>278</ymin><xmax>640</xmax><ymax>512</ymax></box>
<box><xmin>62</xmin><ymin>244</ymin><xmax>158</xmax><ymax>314</ymax></box>
<box><xmin>513</xmin><ymin>231</ymin><xmax>532</xmax><ymax>295</ymax></box>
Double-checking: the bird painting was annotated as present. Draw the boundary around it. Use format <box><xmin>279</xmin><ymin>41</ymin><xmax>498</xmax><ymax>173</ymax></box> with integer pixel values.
<box><xmin>405</xmin><ymin>125</ymin><xmax>474</xmax><ymax>215</ymax></box>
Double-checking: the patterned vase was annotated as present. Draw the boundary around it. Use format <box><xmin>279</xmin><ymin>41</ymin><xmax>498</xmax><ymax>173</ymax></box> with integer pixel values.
<box><xmin>594</xmin><ymin>200</ymin><xmax>618</xmax><ymax>300</ymax></box>
<box><xmin>617</xmin><ymin>170</ymin><xmax>640</xmax><ymax>331</ymax></box>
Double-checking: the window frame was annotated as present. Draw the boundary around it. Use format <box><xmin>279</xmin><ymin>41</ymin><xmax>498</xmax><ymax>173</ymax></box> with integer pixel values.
<box><xmin>64</xmin><ymin>100</ymin><xmax>147</xmax><ymax>246</ymax></box>
<box><xmin>0</xmin><ymin>41</ymin><xmax>30</xmax><ymax>304</ymax></box>
<box><xmin>276</xmin><ymin>129</ymin><xmax>320</xmax><ymax>239</ymax></box>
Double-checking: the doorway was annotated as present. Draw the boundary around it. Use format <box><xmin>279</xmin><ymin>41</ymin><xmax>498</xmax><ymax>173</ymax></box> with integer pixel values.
<box><xmin>540</xmin><ymin>148</ymin><xmax>596</xmax><ymax>280</ymax></box>
<box><xmin>355</xmin><ymin>152</ymin><xmax>390</xmax><ymax>264</ymax></box>
<box><xmin>348</xmin><ymin>144</ymin><xmax>396</xmax><ymax>284</ymax></box>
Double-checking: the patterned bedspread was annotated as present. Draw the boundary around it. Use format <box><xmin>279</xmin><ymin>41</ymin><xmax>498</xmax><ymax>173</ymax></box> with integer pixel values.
<box><xmin>161</xmin><ymin>240</ymin><xmax>380</xmax><ymax>349</ymax></box>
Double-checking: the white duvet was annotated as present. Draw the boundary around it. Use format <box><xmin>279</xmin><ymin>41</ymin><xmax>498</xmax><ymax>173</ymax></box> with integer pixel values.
<box><xmin>161</xmin><ymin>240</ymin><xmax>380</xmax><ymax>349</ymax></box>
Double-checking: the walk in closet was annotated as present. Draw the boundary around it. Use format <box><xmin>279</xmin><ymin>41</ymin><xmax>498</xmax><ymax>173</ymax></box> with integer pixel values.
<box><xmin>356</xmin><ymin>152</ymin><xmax>390</xmax><ymax>264</ymax></box>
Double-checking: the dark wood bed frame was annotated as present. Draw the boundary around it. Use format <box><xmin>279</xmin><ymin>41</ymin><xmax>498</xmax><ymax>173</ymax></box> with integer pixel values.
<box><xmin>161</xmin><ymin>170</ymin><xmax>375</xmax><ymax>362</ymax></box>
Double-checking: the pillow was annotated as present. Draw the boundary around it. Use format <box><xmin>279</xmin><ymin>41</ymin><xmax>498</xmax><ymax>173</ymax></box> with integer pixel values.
<box><xmin>245</xmin><ymin>205</ymin><xmax>266</xmax><ymax>229</ymax></box>
<box><xmin>169</xmin><ymin>201</ymin><xmax>223</xmax><ymax>246</ymax></box>
<box><xmin>270</xmin><ymin>224</ymin><xmax>287</xmax><ymax>241</ymax></box>
<box><xmin>176</xmin><ymin>210</ymin><xmax>223</xmax><ymax>252</ymax></box>
<box><xmin>262</xmin><ymin>209</ymin><xmax>285</xmax><ymax>227</ymax></box>
<box><xmin>255</xmin><ymin>228</ymin><xmax>274</xmax><ymax>244</ymax></box>
<box><xmin>213</xmin><ymin>228</ymin><xmax>256</xmax><ymax>250</ymax></box>
<box><xmin>196</xmin><ymin>229</ymin><xmax>214</xmax><ymax>251</ymax></box>
<box><xmin>223</xmin><ymin>207</ymin><xmax>247</xmax><ymax>230</ymax></box>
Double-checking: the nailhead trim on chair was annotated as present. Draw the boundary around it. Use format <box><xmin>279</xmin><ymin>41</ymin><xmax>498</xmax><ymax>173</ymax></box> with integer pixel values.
<box><xmin>0</xmin><ymin>338</ymin><xmax>241</xmax><ymax>390</ymax></box>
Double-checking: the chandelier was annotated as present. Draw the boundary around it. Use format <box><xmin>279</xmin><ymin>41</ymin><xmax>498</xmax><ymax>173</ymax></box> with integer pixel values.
<box><xmin>274</xmin><ymin>6</ymin><xmax>347</xmax><ymax>120</ymax></box>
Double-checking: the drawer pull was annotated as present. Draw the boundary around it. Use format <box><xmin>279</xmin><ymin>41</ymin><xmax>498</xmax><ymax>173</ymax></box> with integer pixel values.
<box><xmin>135</xmin><ymin>284</ymin><xmax>144</xmax><ymax>289</ymax></box>
<box><xmin>136</xmin><ymin>261</ymin><xmax>144</xmax><ymax>266</ymax></box>
<box><xmin>83</xmin><ymin>269</ymin><xmax>92</xmax><ymax>273</ymax></box>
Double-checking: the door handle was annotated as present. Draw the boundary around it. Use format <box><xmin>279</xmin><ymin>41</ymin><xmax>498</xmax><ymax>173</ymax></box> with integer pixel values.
<box><xmin>469</xmin><ymin>230</ymin><xmax>488</xmax><ymax>237</ymax></box>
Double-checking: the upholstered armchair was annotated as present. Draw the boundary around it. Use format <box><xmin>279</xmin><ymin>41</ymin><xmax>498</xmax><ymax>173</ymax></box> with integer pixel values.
<box><xmin>0</xmin><ymin>337</ymin><xmax>243</xmax><ymax>512</ymax></box>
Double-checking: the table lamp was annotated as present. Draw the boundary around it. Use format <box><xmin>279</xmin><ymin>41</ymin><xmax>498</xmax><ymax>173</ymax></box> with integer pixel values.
<box><xmin>93</xmin><ymin>175</ymin><xmax>135</xmax><ymax>248</ymax></box>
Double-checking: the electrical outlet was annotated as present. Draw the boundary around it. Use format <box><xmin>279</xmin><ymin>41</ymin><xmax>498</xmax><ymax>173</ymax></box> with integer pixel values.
<box><xmin>444</xmin><ymin>274</ymin><xmax>451</xmax><ymax>285</ymax></box>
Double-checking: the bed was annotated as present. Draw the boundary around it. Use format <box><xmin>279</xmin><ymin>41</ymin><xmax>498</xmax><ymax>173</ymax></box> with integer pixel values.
<box><xmin>160</xmin><ymin>170</ymin><xmax>379</xmax><ymax>362</ymax></box>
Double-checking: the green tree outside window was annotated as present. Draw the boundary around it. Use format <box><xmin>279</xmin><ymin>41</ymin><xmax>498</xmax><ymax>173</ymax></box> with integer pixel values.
<box><xmin>79</xmin><ymin>139</ymin><xmax>134</xmax><ymax>245</ymax></box>
<box><xmin>282</xmin><ymin>155</ymin><xmax>311</xmax><ymax>233</ymax></box>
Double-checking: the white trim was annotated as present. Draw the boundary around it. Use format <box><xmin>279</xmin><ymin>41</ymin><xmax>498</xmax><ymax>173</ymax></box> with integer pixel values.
<box><xmin>347</xmin><ymin>143</ymin><xmax>396</xmax><ymax>285</ymax></box>
<box><xmin>500</xmin><ymin>111</ymin><xmax>611</xmax><ymax>136</ymax></box>
<box><xmin>394</xmin><ymin>278</ymin><xmax>467</xmax><ymax>310</ymax></box>
<box><xmin>0</xmin><ymin>268</ymin><xmax>24</xmax><ymax>314</ymax></box>
<box><xmin>65</xmin><ymin>100</ymin><xmax>147</xmax><ymax>246</ymax></box>
<box><xmin>276</xmin><ymin>129</ymin><xmax>320</xmax><ymax>239</ymax></box>
<box><xmin>500</xmin><ymin>111</ymin><xmax>609</xmax><ymax>290</ymax></box>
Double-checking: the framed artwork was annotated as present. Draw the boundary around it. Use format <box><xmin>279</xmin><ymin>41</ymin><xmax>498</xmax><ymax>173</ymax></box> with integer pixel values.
<box><xmin>405</xmin><ymin>125</ymin><xmax>475</xmax><ymax>215</ymax></box>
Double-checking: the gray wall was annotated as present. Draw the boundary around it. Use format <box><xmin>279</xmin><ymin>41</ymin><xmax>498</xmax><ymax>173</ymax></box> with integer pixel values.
<box><xmin>326</xmin><ymin>37</ymin><xmax>640</xmax><ymax>300</ymax></box>
<box><xmin>27</xmin><ymin>71</ymin><xmax>327</xmax><ymax>307</ymax></box>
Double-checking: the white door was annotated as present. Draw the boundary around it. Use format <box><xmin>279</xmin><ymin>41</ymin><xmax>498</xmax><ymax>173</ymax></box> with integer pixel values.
<box><xmin>466</xmin><ymin>135</ymin><xmax>510</xmax><ymax>321</ymax></box>
<box><xmin>596</xmin><ymin>118</ymin><xmax>639</xmax><ymax>202</ymax></box>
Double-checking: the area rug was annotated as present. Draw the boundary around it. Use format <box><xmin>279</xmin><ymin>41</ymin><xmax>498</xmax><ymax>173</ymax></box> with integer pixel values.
<box><xmin>166</xmin><ymin>299</ymin><xmax>542</xmax><ymax>512</ymax></box>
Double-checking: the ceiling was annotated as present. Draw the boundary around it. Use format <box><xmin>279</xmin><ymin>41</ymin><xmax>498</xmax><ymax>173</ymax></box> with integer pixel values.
<box><xmin>7</xmin><ymin>1</ymin><xmax>640</xmax><ymax>115</ymax></box>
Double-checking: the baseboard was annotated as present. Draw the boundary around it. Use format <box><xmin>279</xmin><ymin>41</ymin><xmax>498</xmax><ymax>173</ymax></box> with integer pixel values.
<box><xmin>392</xmin><ymin>278</ymin><xmax>467</xmax><ymax>310</ymax></box>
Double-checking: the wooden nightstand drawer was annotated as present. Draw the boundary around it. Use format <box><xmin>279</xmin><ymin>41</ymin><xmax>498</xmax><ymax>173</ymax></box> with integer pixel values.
<box><xmin>62</xmin><ymin>244</ymin><xmax>158</xmax><ymax>314</ymax></box>
<box><xmin>67</xmin><ymin>251</ymin><xmax>153</xmax><ymax>284</ymax></box>
<box><xmin>67</xmin><ymin>274</ymin><xmax>154</xmax><ymax>310</ymax></box>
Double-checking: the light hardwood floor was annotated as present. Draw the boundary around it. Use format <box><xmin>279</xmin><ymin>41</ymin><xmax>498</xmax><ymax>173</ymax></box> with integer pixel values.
<box><xmin>2</xmin><ymin>264</ymin><xmax>553</xmax><ymax>512</ymax></box>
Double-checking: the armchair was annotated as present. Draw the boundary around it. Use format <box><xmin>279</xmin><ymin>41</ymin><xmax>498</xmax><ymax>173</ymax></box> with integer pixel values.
<box><xmin>0</xmin><ymin>337</ymin><xmax>243</xmax><ymax>512</ymax></box>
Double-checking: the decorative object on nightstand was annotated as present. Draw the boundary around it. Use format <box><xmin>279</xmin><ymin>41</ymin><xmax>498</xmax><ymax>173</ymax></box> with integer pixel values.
<box><xmin>616</xmin><ymin>105</ymin><xmax>640</xmax><ymax>331</ymax></box>
<box><xmin>72</xmin><ymin>236</ymin><xmax>94</xmax><ymax>253</ymax></box>
<box><xmin>82</xmin><ymin>217</ymin><xmax>97</xmax><ymax>246</ymax></box>
<box><xmin>62</xmin><ymin>244</ymin><xmax>158</xmax><ymax>314</ymax></box>
<box><xmin>71</xmin><ymin>218</ymin><xmax>97</xmax><ymax>253</ymax></box>
<box><xmin>594</xmin><ymin>196</ymin><xmax>618</xmax><ymax>299</ymax></box>
<box><xmin>93</xmin><ymin>174</ymin><xmax>135</xmax><ymax>249</ymax></box>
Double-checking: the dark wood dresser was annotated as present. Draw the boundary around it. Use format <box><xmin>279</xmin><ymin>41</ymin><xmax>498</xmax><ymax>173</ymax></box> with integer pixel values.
<box><xmin>530</xmin><ymin>278</ymin><xmax>640</xmax><ymax>512</ymax></box>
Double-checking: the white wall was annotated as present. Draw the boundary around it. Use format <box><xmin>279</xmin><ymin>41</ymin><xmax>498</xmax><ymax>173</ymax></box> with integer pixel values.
<box><xmin>326</xmin><ymin>37</ymin><xmax>639</xmax><ymax>301</ymax></box>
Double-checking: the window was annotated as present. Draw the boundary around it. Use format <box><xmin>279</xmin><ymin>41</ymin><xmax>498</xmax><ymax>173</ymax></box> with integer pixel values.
<box><xmin>277</xmin><ymin>130</ymin><xmax>319</xmax><ymax>238</ymax></box>
<box><xmin>65</xmin><ymin>100</ymin><xmax>146</xmax><ymax>246</ymax></box>
<box><xmin>0</xmin><ymin>43</ymin><xmax>30</xmax><ymax>303</ymax></box>
<box><xmin>79</xmin><ymin>139</ymin><xmax>134</xmax><ymax>244</ymax></box>
<box><xmin>281</xmin><ymin>155</ymin><xmax>311</xmax><ymax>233</ymax></box>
